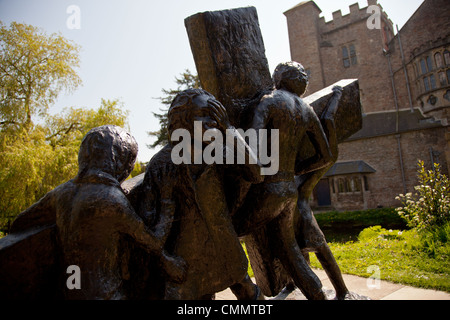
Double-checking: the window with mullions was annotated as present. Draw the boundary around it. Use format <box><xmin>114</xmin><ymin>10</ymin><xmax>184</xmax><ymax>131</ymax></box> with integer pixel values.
<box><xmin>336</xmin><ymin>176</ymin><xmax>362</xmax><ymax>194</ymax></box>
<box><xmin>435</xmin><ymin>53</ymin><xmax>444</xmax><ymax>68</ymax></box>
<box><xmin>419</xmin><ymin>54</ymin><xmax>441</xmax><ymax>92</ymax></box>
<box><xmin>420</xmin><ymin>56</ymin><xmax>433</xmax><ymax>74</ymax></box>
<box><xmin>342</xmin><ymin>45</ymin><xmax>357</xmax><ymax>68</ymax></box>
<box><xmin>423</xmin><ymin>75</ymin><xmax>437</xmax><ymax>92</ymax></box>
<box><xmin>444</xmin><ymin>50</ymin><xmax>450</xmax><ymax>65</ymax></box>
<box><xmin>420</xmin><ymin>59</ymin><xmax>427</xmax><ymax>75</ymax></box>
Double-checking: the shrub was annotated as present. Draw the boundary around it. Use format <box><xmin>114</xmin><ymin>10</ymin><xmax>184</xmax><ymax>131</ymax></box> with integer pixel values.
<box><xmin>315</xmin><ymin>208</ymin><xmax>406</xmax><ymax>229</ymax></box>
<box><xmin>418</xmin><ymin>222</ymin><xmax>450</xmax><ymax>258</ymax></box>
<box><xmin>358</xmin><ymin>225</ymin><xmax>405</xmax><ymax>242</ymax></box>
<box><xmin>396</xmin><ymin>160</ymin><xmax>449</xmax><ymax>231</ymax></box>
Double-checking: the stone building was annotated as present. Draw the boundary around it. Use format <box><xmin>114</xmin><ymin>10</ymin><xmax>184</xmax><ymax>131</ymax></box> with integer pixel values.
<box><xmin>284</xmin><ymin>0</ymin><xmax>450</xmax><ymax>210</ymax></box>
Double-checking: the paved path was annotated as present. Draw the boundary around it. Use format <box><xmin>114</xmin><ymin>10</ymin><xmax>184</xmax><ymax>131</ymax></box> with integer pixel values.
<box><xmin>216</xmin><ymin>269</ymin><xmax>450</xmax><ymax>300</ymax></box>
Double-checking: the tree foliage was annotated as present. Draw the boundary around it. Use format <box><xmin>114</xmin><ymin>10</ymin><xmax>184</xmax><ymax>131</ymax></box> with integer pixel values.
<box><xmin>0</xmin><ymin>21</ymin><xmax>81</xmax><ymax>131</ymax></box>
<box><xmin>0</xmin><ymin>100</ymin><xmax>129</xmax><ymax>226</ymax></box>
<box><xmin>45</xmin><ymin>99</ymin><xmax>128</xmax><ymax>148</ymax></box>
<box><xmin>0</xmin><ymin>22</ymin><xmax>130</xmax><ymax>229</ymax></box>
<box><xmin>147</xmin><ymin>69</ymin><xmax>200</xmax><ymax>149</ymax></box>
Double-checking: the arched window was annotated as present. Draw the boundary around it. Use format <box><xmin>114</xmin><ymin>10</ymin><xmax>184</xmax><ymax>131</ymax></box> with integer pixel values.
<box><xmin>444</xmin><ymin>50</ymin><xmax>450</xmax><ymax>65</ymax></box>
<box><xmin>435</xmin><ymin>52</ymin><xmax>444</xmax><ymax>68</ymax></box>
<box><xmin>420</xmin><ymin>59</ymin><xmax>427</xmax><ymax>74</ymax></box>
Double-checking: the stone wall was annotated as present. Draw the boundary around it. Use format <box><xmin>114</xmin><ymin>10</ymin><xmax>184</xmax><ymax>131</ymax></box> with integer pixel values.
<box><xmin>285</xmin><ymin>0</ymin><xmax>450</xmax><ymax>211</ymax></box>
<box><xmin>337</xmin><ymin>127</ymin><xmax>449</xmax><ymax>209</ymax></box>
<box><xmin>284</xmin><ymin>0</ymin><xmax>396</xmax><ymax>113</ymax></box>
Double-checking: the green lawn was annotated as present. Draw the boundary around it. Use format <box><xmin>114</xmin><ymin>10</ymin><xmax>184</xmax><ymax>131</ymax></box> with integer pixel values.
<box><xmin>244</xmin><ymin>209</ymin><xmax>449</xmax><ymax>293</ymax></box>
<box><xmin>309</xmin><ymin>224</ymin><xmax>450</xmax><ymax>292</ymax></box>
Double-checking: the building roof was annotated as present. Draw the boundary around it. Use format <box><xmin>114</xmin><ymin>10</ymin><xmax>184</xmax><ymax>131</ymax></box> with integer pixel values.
<box><xmin>284</xmin><ymin>1</ymin><xmax>322</xmax><ymax>15</ymax></box>
<box><xmin>325</xmin><ymin>161</ymin><xmax>377</xmax><ymax>177</ymax></box>
<box><xmin>347</xmin><ymin>108</ymin><xmax>445</xmax><ymax>141</ymax></box>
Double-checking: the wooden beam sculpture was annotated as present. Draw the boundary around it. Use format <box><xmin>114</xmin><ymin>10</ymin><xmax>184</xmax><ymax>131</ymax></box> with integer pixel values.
<box><xmin>185</xmin><ymin>7</ymin><xmax>273</xmax><ymax>129</ymax></box>
<box><xmin>186</xmin><ymin>7</ymin><xmax>363</xmax><ymax>299</ymax></box>
<box><xmin>185</xmin><ymin>7</ymin><xmax>362</xmax><ymax>136</ymax></box>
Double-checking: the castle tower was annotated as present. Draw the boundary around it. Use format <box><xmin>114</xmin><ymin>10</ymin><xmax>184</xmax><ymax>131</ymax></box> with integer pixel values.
<box><xmin>284</xmin><ymin>0</ymin><xmax>395</xmax><ymax>112</ymax></box>
<box><xmin>284</xmin><ymin>0</ymin><xmax>449</xmax><ymax>211</ymax></box>
<box><xmin>284</xmin><ymin>1</ymin><xmax>325</xmax><ymax>94</ymax></box>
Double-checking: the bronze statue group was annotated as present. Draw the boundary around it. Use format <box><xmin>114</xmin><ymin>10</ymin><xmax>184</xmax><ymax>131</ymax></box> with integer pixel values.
<box><xmin>2</xmin><ymin>62</ymin><xmax>355</xmax><ymax>300</ymax></box>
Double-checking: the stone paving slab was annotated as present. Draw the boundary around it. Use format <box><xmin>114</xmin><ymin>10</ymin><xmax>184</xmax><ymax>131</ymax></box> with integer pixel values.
<box><xmin>381</xmin><ymin>286</ymin><xmax>450</xmax><ymax>300</ymax></box>
<box><xmin>215</xmin><ymin>269</ymin><xmax>450</xmax><ymax>300</ymax></box>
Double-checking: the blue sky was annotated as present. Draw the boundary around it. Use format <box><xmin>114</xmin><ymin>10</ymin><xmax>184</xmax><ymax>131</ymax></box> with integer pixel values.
<box><xmin>0</xmin><ymin>0</ymin><xmax>424</xmax><ymax>162</ymax></box>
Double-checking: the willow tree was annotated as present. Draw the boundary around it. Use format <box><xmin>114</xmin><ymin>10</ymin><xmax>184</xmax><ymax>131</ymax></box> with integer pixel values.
<box><xmin>0</xmin><ymin>22</ymin><xmax>133</xmax><ymax>230</ymax></box>
<box><xmin>0</xmin><ymin>99</ymin><xmax>130</xmax><ymax>230</ymax></box>
<box><xmin>0</xmin><ymin>21</ymin><xmax>81</xmax><ymax>132</ymax></box>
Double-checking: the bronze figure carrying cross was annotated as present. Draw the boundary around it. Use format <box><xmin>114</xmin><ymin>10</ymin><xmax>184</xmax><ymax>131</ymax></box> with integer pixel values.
<box><xmin>186</xmin><ymin>6</ymin><xmax>363</xmax><ymax>300</ymax></box>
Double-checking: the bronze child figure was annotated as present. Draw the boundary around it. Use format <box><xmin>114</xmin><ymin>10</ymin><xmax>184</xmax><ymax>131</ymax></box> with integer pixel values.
<box><xmin>137</xmin><ymin>89</ymin><xmax>263</xmax><ymax>300</ymax></box>
<box><xmin>234</xmin><ymin>62</ymin><xmax>335</xmax><ymax>300</ymax></box>
<box><xmin>8</xmin><ymin>125</ymin><xmax>186</xmax><ymax>299</ymax></box>
<box><xmin>293</xmin><ymin>85</ymin><xmax>355</xmax><ymax>300</ymax></box>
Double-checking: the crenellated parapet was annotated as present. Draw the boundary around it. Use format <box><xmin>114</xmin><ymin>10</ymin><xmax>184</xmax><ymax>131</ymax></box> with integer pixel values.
<box><xmin>317</xmin><ymin>0</ymin><xmax>393</xmax><ymax>34</ymax></box>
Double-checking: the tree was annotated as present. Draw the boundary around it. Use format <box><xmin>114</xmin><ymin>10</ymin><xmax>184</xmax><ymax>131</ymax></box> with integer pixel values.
<box><xmin>0</xmin><ymin>21</ymin><xmax>133</xmax><ymax>230</ymax></box>
<box><xmin>0</xmin><ymin>21</ymin><xmax>81</xmax><ymax>132</ymax></box>
<box><xmin>0</xmin><ymin>99</ymin><xmax>130</xmax><ymax>229</ymax></box>
<box><xmin>147</xmin><ymin>69</ymin><xmax>200</xmax><ymax>149</ymax></box>
<box><xmin>45</xmin><ymin>99</ymin><xmax>128</xmax><ymax>148</ymax></box>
